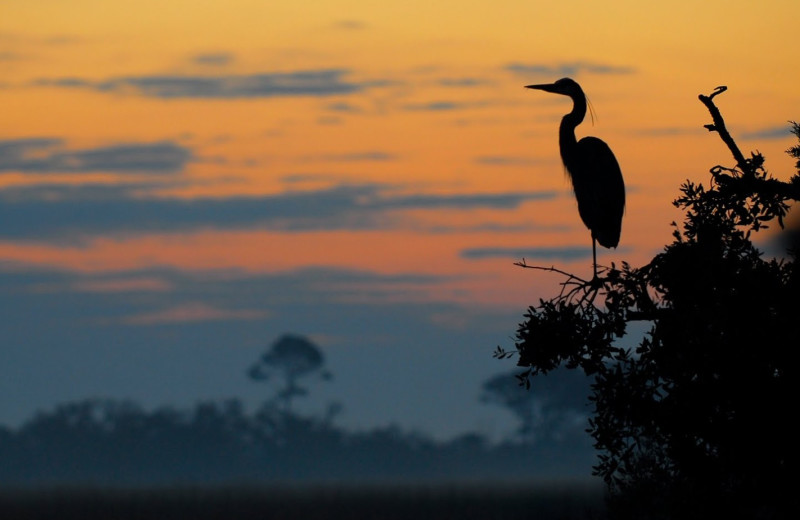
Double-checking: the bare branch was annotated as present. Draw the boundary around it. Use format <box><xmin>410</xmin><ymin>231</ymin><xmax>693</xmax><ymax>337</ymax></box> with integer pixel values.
<box><xmin>698</xmin><ymin>86</ymin><xmax>751</xmax><ymax>175</ymax></box>
<box><xmin>513</xmin><ymin>259</ymin><xmax>588</xmax><ymax>282</ymax></box>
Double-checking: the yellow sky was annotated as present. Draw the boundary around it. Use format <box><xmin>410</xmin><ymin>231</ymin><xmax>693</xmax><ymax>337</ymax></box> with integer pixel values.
<box><xmin>2</xmin><ymin>0</ymin><xmax>800</xmax><ymax>308</ymax></box>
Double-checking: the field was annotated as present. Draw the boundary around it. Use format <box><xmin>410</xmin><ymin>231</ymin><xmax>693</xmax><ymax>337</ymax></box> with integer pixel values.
<box><xmin>0</xmin><ymin>481</ymin><xmax>606</xmax><ymax>520</ymax></box>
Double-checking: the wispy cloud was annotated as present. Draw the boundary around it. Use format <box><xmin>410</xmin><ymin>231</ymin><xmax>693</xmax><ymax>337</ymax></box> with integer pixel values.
<box><xmin>120</xmin><ymin>302</ymin><xmax>269</xmax><ymax>325</ymax></box>
<box><xmin>325</xmin><ymin>102</ymin><xmax>363</xmax><ymax>113</ymax></box>
<box><xmin>0</xmin><ymin>51</ymin><xmax>22</xmax><ymax>62</ymax></box>
<box><xmin>1</xmin><ymin>264</ymin><xmax>455</xmax><ymax>314</ymax></box>
<box><xmin>0</xmin><ymin>182</ymin><xmax>556</xmax><ymax>241</ymax></box>
<box><xmin>72</xmin><ymin>277</ymin><xmax>173</xmax><ymax>293</ymax></box>
<box><xmin>0</xmin><ymin>138</ymin><xmax>192</xmax><ymax>174</ymax></box>
<box><xmin>741</xmin><ymin>124</ymin><xmax>796</xmax><ymax>140</ymax></box>
<box><xmin>474</xmin><ymin>155</ymin><xmax>544</xmax><ymax>166</ymax></box>
<box><xmin>376</xmin><ymin>190</ymin><xmax>555</xmax><ymax>210</ymax></box>
<box><xmin>436</xmin><ymin>78</ymin><xmax>488</xmax><ymax>87</ymax></box>
<box><xmin>33</xmin><ymin>69</ymin><xmax>369</xmax><ymax>99</ymax></box>
<box><xmin>461</xmin><ymin>246</ymin><xmax>590</xmax><ymax>261</ymax></box>
<box><xmin>402</xmin><ymin>101</ymin><xmax>474</xmax><ymax>111</ymax></box>
<box><xmin>300</xmin><ymin>151</ymin><xmax>397</xmax><ymax>162</ymax></box>
<box><xmin>191</xmin><ymin>52</ymin><xmax>235</xmax><ymax>66</ymax></box>
<box><xmin>333</xmin><ymin>20</ymin><xmax>367</xmax><ymax>30</ymax></box>
<box><xmin>633</xmin><ymin>127</ymin><xmax>701</xmax><ymax>137</ymax></box>
<box><xmin>505</xmin><ymin>62</ymin><xmax>635</xmax><ymax>78</ymax></box>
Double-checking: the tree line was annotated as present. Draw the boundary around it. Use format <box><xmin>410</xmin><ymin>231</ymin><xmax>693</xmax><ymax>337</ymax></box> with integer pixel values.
<box><xmin>0</xmin><ymin>335</ymin><xmax>595</xmax><ymax>486</ymax></box>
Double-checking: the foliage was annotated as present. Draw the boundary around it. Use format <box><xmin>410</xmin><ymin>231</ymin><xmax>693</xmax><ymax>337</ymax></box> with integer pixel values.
<box><xmin>0</xmin><ymin>398</ymin><xmax>594</xmax><ymax>486</ymax></box>
<box><xmin>497</xmin><ymin>90</ymin><xmax>799</xmax><ymax>519</ymax></box>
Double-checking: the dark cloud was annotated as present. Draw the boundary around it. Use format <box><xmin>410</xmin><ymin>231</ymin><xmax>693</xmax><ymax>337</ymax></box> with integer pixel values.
<box><xmin>0</xmin><ymin>182</ymin><xmax>162</xmax><ymax>203</ymax></box>
<box><xmin>191</xmin><ymin>52</ymin><xmax>235</xmax><ymax>66</ymax></box>
<box><xmin>0</xmin><ymin>182</ymin><xmax>555</xmax><ymax>241</ymax></box>
<box><xmin>741</xmin><ymin>125</ymin><xmax>795</xmax><ymax>140</ymax></box>
<box><xmin>461</xmin><ymin>246</ymin><xmax>590</xmax><ymax>261</ymax></box>
<box><xmin>0</xmin><ymin>138</ymin><xmax>191</xmax><ymax>174</ymax></box>
<box><xmin>33</xmin><ymin>69</ymin><xmax>367</xmax><ymax>99</ymax></box>
<box><xmin>505</xmin><ymin>62</ymin><xmax>635</xmax><ymax>78</ymax></box>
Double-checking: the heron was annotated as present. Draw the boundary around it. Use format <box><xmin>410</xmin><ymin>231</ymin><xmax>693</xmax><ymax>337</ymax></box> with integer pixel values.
<box><xmin>526</xmin><ymin>78</ymin><xmax>625</xmax><ymax>279</ymax></box>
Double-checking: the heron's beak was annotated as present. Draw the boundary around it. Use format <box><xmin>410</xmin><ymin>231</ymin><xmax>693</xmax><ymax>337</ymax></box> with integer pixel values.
<box><xmin>525</xmin><ymin>83</ymin><xmax>557</xmax><ymax>93</ymax></box>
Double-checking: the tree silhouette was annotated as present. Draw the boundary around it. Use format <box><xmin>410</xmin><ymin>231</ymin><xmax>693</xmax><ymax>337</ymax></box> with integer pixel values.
<box><xmin>496</xmin><ymin>87</ymin><xmax>799</xmax><ymax>519</ymax></box>
<box><xmin>248</xmin><ymin>334</ymin><xmax>332</xmax><ymax>412</ymax></box>
<box><xmin>481</xmin><ymin>368</ymin><xmax>591</xmax><ymax>444</ymax></box>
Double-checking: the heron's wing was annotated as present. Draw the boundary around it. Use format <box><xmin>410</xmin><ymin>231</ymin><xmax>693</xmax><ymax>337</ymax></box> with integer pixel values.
<box><xmin>571</xmin><ymin>137</ymin><xmax>625</xmax><ymax>248</ymax></box>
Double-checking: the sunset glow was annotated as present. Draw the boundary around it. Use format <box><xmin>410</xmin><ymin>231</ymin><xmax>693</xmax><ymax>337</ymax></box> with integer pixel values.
<box><xmin>2</xmin><ymin>0</ymin><xmax>799</xmax><ymax>437</ymax></box>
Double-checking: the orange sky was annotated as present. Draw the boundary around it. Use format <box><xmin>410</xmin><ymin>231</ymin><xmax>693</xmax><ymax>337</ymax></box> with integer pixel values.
<box><xmin>2</xmin><ymin>0</ymin><xmax>800</xmax><ymax>309</ymax></box>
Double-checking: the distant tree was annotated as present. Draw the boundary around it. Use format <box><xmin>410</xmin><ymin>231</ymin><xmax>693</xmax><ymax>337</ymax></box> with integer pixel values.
<box><xmin>248</xmin><ymin>334</ymin><xmax>332</xmax><ymax>412</ymax></box>
<box><xmin>480</xmin><ymin>368</ymin><xmax>591</xmax><ymax>444</ymax></box>
<box><xmin>496</xmin><ymin>87</ymin><xmax>800</xmax><ymax>519</ymax></box>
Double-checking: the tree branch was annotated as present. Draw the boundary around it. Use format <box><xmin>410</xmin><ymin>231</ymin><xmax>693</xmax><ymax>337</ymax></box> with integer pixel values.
<box><xmin>513</xmin><ymin>259</ymin><xmax>588</xmax><ymax>282</ymax></box>
<box><xmin>698</xmin><ymin>86</ymin><xmax>752</xmax><ymax>176</ymax></box>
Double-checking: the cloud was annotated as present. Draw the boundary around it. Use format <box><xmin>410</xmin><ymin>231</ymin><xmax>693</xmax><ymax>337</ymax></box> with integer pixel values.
<box><xmin>474</xmin><ymin>155</ymin><xmax>544</xmax><ymax>166</ymax></box>
<box><xmin>72</xmin><ymin>277</ymin><xmax>173</xmax><ymax>293</ymax></box>
<box><xmin>325</xmin><ymin>102</ymin><xmax>363</xmax><ymax>113</ymax></box>
<box><xmin>460</xmin><ymin>246</ymin><xmax>590</xmax><ymax>261</ymax></box>
<box><xmin>741</xmin><ymin>125</ymin><xmax>796</xmax><ymax>140</ymax></box>
<box><xmin>0</xmin><ymin>262</ymin><xmax>519</xmax><ymax>443</ymax></box>
<box><xmin>402</xmin><ymin>101</ymin><xmax>470</xmax><ymax>111</ymax></box>
<box><xmin>0</xmin><ymin>182</ymin><xmax>556</xmax><ymax>241</ymax></box>
<box><xmin>1</xmin><ymin>264</ymin><xmax>453</xmax><ymax>313</ymax></box>
<box><xmin>0</xmin><ymin>138</ymin><xmax>192</xmax><ymax>174</ymax></box>
<box><xmin>120</xmin><ymin>301</ymin><xmax>269</xmax><ymax>325</ymax></box>
<box><xmin>633</xmin><ymin>127</ymin><xmax>701</xmax><ymax>137</ymax></box>
<box><xmin>437</xmin><ymin>78</ymin><xmax>487</xmax><ymax>87</ymax></box>
<box><xmin>0</xmin><ymin>51</ymin><xmax>22</xmax><ymax>62</ymax></box>
<box><xmin>301</xmin><ymin>151</ymin><xmax>397</xmax><ymax>162</ymax></box>
<box><xmin>376</xmin><ymin>190</ymin><xmax>555</xmax><ymax>210</ymax></box>
<box><xmin>33</xmin><ymin>69</ymin><xmax>368</xmax><ymax>99</ymax></box>
<box><xmin>505</xmin><ymin>62</ymin><xmax>635</xmax><ymax>78</ymax></box>
<box><xmin>334</xmin><ymin>20</ymin><xmax>367</xmax><ymax>30</ymax></box>
<box><xmin>191</xmin><ymin>52</ymin><xmax>235</xmax><ymax>66</ymax></box>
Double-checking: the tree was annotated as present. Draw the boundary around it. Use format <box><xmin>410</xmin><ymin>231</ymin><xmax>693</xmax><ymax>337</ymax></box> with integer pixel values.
<box><xmin>248</xmin><ymin>334</ymin><xmax>332</xmax><ymax>412</ymax></box>
<box><xmin>496</xmin><ymin>87</ymin><xmax>800</xmax><ymax>519</ymax></box>
<box><xmin>480</xmin><ymin>368</ymin><xmax>591</xmax><ymax>445</ymax></box>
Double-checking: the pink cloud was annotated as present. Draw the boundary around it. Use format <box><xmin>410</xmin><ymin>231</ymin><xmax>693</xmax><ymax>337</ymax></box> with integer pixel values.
<box><xmin>121</xmin><ymin>302</ymin><xmax>269</xmax><ymax>325</ymax></box>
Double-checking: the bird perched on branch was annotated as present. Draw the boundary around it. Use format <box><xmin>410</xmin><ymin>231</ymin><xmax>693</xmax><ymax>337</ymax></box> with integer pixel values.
<box><xmin>526</xmin><ymin>78</ymin><xmax>625</xmax><ymax>278</ymax></box>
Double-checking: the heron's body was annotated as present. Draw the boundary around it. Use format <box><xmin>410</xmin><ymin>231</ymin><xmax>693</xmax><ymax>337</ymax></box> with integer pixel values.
<box><xmin>526</xmin><ymin>78</ymin><xmax>625</xmax><ymax>276</ymax></box>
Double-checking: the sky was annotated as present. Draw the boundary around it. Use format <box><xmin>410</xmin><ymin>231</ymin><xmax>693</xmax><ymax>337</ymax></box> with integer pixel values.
<box><xmin>2</xmin><ymin>0</ymin><xmax>799</xmax><ymax>441</ymax></box>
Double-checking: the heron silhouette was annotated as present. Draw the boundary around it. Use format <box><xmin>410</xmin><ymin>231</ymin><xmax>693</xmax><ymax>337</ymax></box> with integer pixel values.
<box><xmin>526</xmin><ymin>78</ymin><xmax>625</xmax><ymax>278</ymax></box>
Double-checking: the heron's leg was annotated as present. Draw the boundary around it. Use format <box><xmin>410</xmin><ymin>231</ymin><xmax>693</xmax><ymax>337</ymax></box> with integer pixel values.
<box><xmin>592</xmin><ymin>238</ymin><xmax>597</xmax><ymax>279</ymax></box>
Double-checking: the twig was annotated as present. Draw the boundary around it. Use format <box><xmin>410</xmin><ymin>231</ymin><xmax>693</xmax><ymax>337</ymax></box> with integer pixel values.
<box><xmin>514</xmin><ymin>258</ymin><xmax>606</xmax><ymax>306</ymax></box>
<box><xmin>513</xmin><ymin>259</ymin><xmax>589</xmax><ymax>283</ymax></box>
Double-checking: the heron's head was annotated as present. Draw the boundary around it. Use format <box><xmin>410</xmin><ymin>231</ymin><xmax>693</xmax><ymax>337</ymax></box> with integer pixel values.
<box><xmin>525</xmin><ymin>77</ymin><xmax>583</xmax><ymax>99</ymax></box>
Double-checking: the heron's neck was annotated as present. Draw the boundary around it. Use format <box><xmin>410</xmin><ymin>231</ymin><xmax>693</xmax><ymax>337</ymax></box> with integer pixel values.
<box><xmin>559</xmin><ymin>94</ymin><xmax>586</xmax><ymax>166</ymax></box>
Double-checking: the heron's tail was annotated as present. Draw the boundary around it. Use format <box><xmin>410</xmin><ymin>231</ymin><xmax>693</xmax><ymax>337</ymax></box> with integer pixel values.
<box><xmin>594</xmin><ymin>227</ymin><xmax>620</xmax><ymax>249</ymax></box>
